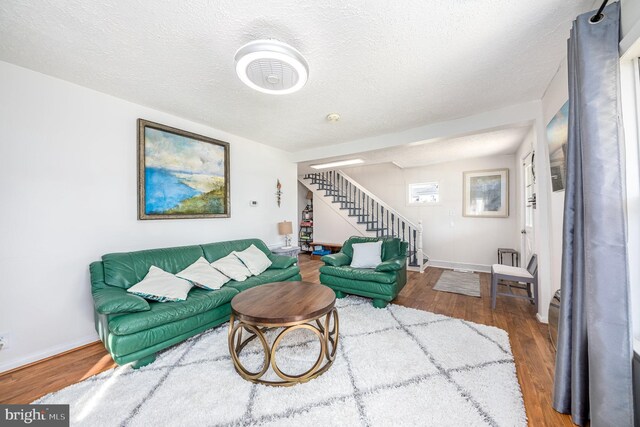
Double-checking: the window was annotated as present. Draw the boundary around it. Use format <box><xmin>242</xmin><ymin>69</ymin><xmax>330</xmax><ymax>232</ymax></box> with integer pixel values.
<box><xmin>408</xmin><ymin>182</ymin><xmax>439</xmax><ymax>205</ymax></box>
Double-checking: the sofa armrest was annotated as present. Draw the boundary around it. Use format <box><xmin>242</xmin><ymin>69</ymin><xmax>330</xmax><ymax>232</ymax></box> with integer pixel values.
<box><xmin>322</xmin><ymin>252</ymin><xmax>351</xmax><ymax>267</ymax></box>
<box><xmin>375</xmin><ymin>256</ymin><xmax>407</xmax><ymax>272</ymax></box>
<box><xmin>268</xmin><ymin>254</ymin><xmax>297</xmax><ymax>269</ymax></box>
<box><xmin>92</xmin><ymin>286</ymin><xmax>151</xmax><ymax>315</ymax></box>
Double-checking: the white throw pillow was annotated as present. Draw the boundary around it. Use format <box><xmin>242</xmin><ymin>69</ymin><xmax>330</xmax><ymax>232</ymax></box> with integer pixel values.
<box><xmin>350</xmin><ymin>241</ymin><xmax>383</xmax><ymax>269</ymax></box>
<box><xmin>234</xmin><ymin>244</ymin><xmax>272</xmax><ymax>275</ymax></box>
<box><xmin>127</xmin><ymin>266</ymin><xmax>193</xmax><ymax>302</ymax></box>
<box><xmin>176</xmin><ymin>257</ymin><xmax>230</xmax><ymax>290</ymax></box>
<box><xmin>211</xmin><ymin>253</ymin><xmax>253</xmax><ymax>282</ymax></box>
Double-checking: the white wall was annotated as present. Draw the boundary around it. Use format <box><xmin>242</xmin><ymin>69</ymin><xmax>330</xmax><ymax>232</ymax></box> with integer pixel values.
<box><xmin>541</xmin><ymin>59</ymin><xmax>570</xmax><ymax>300</ymax></box>
<box><xmin>341</xmin><ymin>155</ymin><xmax>519</xmax><ymax>271</ymax></box>
<box><xmin>622</xmin><ymin>0</ymin><xmax>640</xmax><ymax>38</ymax></box>
<box><xmin>312</xmin><ymin>191</ymin><xmax>366</xmax><ymax>244</ymax></box>
<box><xmin>0</xmin><ymin>61</ymin><xmax>297</xmax><ymax>372</ymax></box>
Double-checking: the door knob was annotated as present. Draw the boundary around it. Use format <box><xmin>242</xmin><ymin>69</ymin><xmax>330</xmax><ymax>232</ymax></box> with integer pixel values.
<box><xmin>521</xmin><ymin>230</ymin><xmax>527</xmax><ymax>234</ymax></box>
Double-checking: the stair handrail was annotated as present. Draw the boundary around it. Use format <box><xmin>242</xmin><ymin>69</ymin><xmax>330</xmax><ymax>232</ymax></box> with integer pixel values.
<box><xmin>302</xmin><ymin>170</ymin><xmax>425</xmax><ymax>272</ymax></box>
<box><xmin>337</xmin><ymin>170</ymin><xmax>419</xmax><ymax>230</ymax></box>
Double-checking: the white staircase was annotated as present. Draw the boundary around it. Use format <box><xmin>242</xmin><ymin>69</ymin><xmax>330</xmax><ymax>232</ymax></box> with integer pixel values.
<box><xmin>299</xmin><ymin>170</ymin><xmax>426</xmax><ymax>272</ymax></box>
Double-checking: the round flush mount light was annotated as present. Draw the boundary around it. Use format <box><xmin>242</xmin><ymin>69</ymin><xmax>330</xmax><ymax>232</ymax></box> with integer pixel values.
<box><xmin>326</xmin><ymin>113</ymin><xmax>341</xmax><ymax>123</ymax></box>
<box><xmin>234</xmin><ymin>40</ymin><xmax>309</xmax><ymax>95</ymax></box>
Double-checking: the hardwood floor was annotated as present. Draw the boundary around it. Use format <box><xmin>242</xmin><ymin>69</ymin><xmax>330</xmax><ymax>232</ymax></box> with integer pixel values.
<box><xmin>0</xmin><ymin>255</ymin><xmax>573</xmax><ymax>425</ymax></box>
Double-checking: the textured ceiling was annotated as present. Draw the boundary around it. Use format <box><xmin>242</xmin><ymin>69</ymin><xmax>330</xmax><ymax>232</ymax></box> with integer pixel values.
<box><xmin>298</xmin><ymin>126</ymin><xmax>531</xmax><ymax>173</ymax></box>
<box><xmin>0</xmin><ymin>1</ymin><xmax>593</xmax><ymax>152</ymax></box>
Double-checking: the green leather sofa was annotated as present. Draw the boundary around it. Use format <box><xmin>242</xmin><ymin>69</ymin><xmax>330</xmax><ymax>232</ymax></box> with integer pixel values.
<box><xmin>90</xmin><ymin>238</ymin><xmax>301</xmax><ymax>368</ymax></box>
<box><xmin>319</xmin><ymin>236</ymin><xmax>408</xmax><ymax>308</ymax></box>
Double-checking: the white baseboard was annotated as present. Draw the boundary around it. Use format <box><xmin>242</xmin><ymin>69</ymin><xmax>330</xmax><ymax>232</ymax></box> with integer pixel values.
<box><xmin>427</xmin><ymin>259</ymin><xmax>491</xmax><ymax>273</ymax></box>
<box><xmin>0</xmin><ymin>333</ymin><xmax>99</xmax><ymax>374</ymax></box>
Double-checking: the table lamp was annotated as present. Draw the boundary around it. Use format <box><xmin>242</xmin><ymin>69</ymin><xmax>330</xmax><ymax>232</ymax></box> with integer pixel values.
<box><xmin>278</xmin><ymin>220</ymin><xmax>293</xmax><ymax>248</ymax></box>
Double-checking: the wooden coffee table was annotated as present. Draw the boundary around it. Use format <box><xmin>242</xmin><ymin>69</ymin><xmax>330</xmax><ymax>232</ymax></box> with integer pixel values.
<box><xmin>228</xmin><ymin>281</ymin><xmax>339</xmax><ymax>386</ymax></box>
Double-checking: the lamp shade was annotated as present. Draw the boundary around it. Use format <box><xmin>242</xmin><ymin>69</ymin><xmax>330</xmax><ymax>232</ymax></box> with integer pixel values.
<box><xmin>278</xmin><ymin>221</ymin><xmax>293</xmax><ymax>235</ymax></box>
<box><xmin>306</xmin><ymin>190</ymin><xmax>313</xmax><ymax>200</ymax></box>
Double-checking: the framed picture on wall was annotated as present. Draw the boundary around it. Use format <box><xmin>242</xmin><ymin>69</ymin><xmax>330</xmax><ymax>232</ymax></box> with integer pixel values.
<box><xmin>463</xmin><ymin>169</ymin><xmax>509</xmax><ymax>218</ymax></box>
<box><xmin>407</xmin><ymin>181</ymin><xmax>440</xmax><ymax>205</ymax></box>
<box><xmin>546</xmin><ymin>100</ymin><xmax>569</xmax><ymax>192</ymax></box>
<box><xmin>137</xmin><ymin>119</ymin><xmax>230</xmax><ymax>220</ymax></box>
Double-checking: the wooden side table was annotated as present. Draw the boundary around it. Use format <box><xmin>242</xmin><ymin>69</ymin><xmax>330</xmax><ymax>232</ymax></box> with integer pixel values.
<box><xmin>272</xmin><ymin>246</ymin><xmax>301</xmax><ymax>257</ymax></box>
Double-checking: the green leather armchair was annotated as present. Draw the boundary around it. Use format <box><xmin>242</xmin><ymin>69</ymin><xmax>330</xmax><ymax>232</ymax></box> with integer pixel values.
<box><xmin>319</xmin><ymin>236</ymin><xmax>408</xmax><ymax>308</ymax></box>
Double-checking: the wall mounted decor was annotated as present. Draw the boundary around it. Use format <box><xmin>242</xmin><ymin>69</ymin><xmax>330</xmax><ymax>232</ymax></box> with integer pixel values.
<box><xmin>546</xmin><ymin>101</ymin><xmax>569</xmax><ymax>192</ymax></box>
<box><xmin>138</xmin><ymin>119</ymin><xmax>230</xmax><ymax>219</ymax></box>
<box><xmin>276</xmin><ymin>179</ymin><xmax>282</xmax><ymax>207</ymax></box>
<box><xmin>463</xmin><ymin>169</ymin><xmax>509</xmax><ymax>218</ymax></box>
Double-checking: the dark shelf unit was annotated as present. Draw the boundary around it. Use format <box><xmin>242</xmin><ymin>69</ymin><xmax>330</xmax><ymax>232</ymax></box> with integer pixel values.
<box><xmin>299</xmin><ymin>202</ymin><xmax>313</xmax><ymax>253</ymax></box>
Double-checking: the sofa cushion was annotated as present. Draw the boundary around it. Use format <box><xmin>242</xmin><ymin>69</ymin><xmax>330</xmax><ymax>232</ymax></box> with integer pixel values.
<box><xmin>109</xmin><ymin>304</ymin><xmax>232</xmax><ymax>358</ymax></box>
<box><xmin>267</xmin><ymin>254</ymin><xmax>298</xmax><ymax>269</ymax></box>
<box><xmin>127</xmin><ymin>266</ymin><xmax>194</xmax><ymax>302</ymax></box>
<box><xmin>93</xmin><ymin>287</ymin><xmax>151</xmax><ymax>315</ymax></box>
<box><xmin>375</xmin><ymin>256</ymin><xmax>407</xmax><ymax>272</ymax></box>
<box><xmin>350</xmin><ymin>241</ymin><xmax>383</xmax><ymax>268</ymax></box>
<box><xmin>224</xmin><ymin>266</ymin><xmax>301</xmax><ymax>293</ymax></box>
<box><xmin>321</xmin><ymin>252</ymin><xmax>351</xmax><ymax>267</ymax></box>
<box><xmin>234</xmin><ymin>244</ymin><xmax>272</xmax><ymax>275</ymax></box>
<box><xmin>201</xmin><ymin>239</ymin><xmax>271</xmax><ymax>263</ymax></box>
<box><xmin>319</xmin><ymin>265</ymin><xmax>396</xmax><ymax>284</ymax></box>
<box><xmin>103</xmin><ymin>245</ymin><xmax>204</xmax><ymax>289</ymax></box>
<box><xmin>109</xmin><ymin>287</ymin><xmax>238</xmax><ymax>335</ymax></box>
<box><xmin>211</xmin><ymin>253</ymin><xmax>252</xmax><ymax>281</ymax></box>
<box><xmin>342</xmin><ymin>237</ymin><xmax>401</xmax><ymax>261</ymax></box>
<box><xmin>177</xmin><ymin>257</ymin><xmax>230</xmax><ymax>290</ymax></box>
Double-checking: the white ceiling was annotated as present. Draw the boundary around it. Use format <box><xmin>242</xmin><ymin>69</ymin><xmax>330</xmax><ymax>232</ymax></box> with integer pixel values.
<box><xmin>0</xmin><ymin>1</ymin><xmax>593</xmax><ymax>153</ymax></box>
<box><xmin>298</xmin><ymin>126</ymin><xmax>531</xmax><ymax>174</ymax></box>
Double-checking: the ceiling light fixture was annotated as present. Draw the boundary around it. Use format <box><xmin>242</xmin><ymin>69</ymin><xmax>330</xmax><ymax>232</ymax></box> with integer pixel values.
<box><xmin>234</xmin><ymin>40</ymin><xmax>309</xmax><ymax>95</ymax></box>
<box><xmin>310</xmin><ymin>159</ymin><xmax>364</xmax><ymax>170</ymax></box>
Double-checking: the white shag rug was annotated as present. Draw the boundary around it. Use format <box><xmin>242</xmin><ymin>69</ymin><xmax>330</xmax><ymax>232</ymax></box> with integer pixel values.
<box><xmin>36</xmin><ymin>297</ymin><xmax>526</xmax><ymax>426</ymax></box>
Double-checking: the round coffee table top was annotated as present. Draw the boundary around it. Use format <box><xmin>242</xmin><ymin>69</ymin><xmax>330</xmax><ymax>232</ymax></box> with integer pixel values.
<box><xmin>231</xmin><ymin>281</ymin><xmax>335</xmax><ymax>325</ymax></box>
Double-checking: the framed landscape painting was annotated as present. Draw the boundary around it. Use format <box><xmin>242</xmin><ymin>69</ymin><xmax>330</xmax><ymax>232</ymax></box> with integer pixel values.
<box><xmin>138</xmin><ymin>119</ymin><xmax>230</xmax><ymax>219</ymax></box>
<box><xmin>463</xmin><ymin>169</ymin><xmax>509</xmax><ymax>218</ymax></box>
<box><xmin>546</xmin><ymin>100</ymin><xmax>569</xmax><ymax>192</ymax></box>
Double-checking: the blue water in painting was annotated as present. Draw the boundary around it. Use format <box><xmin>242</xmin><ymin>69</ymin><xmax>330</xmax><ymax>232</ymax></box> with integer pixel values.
<box><xmin>145</xmin><ymin>167</ymin><xmax>201</xmax><ymax>214</ymax></box>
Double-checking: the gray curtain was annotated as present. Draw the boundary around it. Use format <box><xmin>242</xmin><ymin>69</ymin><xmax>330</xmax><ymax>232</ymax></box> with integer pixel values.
<box><xmin>553</xmin><ymin>2</ymin><xmax>634</xmax><ymax>426</ymax></box>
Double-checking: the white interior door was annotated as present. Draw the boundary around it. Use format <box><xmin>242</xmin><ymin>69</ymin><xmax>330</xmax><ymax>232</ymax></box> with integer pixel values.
<box><xmin>521</xmin><ymin>151</ymin><xmax>535</xmax><ymax>266</ymax></box>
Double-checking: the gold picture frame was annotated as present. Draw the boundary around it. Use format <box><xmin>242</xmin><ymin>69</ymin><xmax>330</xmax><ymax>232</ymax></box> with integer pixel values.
<box><xmin>137</xmin><ymin>119</ymin><xmax>230</xmax><ymax>220</ymax></box>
